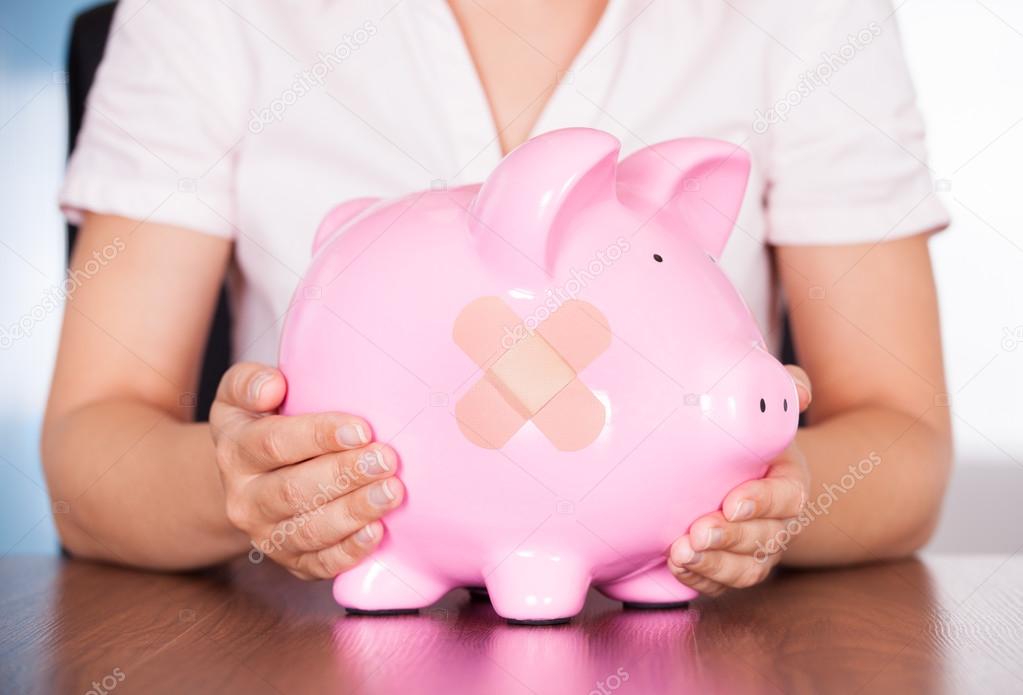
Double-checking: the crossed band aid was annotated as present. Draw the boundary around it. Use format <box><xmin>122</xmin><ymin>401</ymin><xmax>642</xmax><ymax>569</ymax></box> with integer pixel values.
<box><xmin>453</xmin><ymin>297</ymin><xmax>611</xmax><ymax>452</ymax></box>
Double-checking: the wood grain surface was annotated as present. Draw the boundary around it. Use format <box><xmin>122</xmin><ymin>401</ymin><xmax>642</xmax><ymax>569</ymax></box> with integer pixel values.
<box><xmin>1</xmin><ymin>554</ymin><xmax>1020</xmax><ymax>694</ymax></box>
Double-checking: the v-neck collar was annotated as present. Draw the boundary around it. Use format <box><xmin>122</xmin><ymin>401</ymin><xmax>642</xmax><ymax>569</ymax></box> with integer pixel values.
<box><xmin>403</xmin><ymin>0</ymin><xmax>633</xmax><ymax>185</ymax></box>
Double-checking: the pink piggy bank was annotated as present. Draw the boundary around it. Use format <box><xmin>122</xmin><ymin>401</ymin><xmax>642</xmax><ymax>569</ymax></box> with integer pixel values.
<box><xmin>279</xmin><ymin>128</ymin><xmax>798</xmax><ymax>623</ymax></box>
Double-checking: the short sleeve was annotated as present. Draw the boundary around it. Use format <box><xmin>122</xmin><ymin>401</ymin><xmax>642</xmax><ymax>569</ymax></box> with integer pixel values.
<box><xmin>59</xmin><ymin>0</ymin><xmax>251</xmax><ymax>238</ymax></box>
<box><xmin>763</xmin><ymin>0</ymin><xmax>949</xmax><ymax>246</ymax></box>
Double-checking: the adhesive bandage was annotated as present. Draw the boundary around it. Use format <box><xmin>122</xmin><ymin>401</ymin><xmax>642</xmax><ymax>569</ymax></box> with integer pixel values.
<box><xmin>453</xmin><ymin>296</ymin><xmax>611</xmax><ymax>451</ymax></box>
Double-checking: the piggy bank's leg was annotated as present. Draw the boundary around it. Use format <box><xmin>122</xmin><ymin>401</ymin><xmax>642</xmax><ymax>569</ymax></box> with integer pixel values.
<box><xmin>597</xmin><ymin>564</ymin><xmax>697</xmax><ymax>609</ymax></box>
<box><xmin>333</xmin><ymin>553</ymin><xmax>451</xmax><ymax>614</ymax></box>
<box><xmin>483</xmin><ymin>553</ymin><xmax>590</xmax><ymax>624</ymax></box>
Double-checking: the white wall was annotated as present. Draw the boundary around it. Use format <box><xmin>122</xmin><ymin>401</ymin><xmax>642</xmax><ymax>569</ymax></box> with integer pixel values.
<box><xmin>899</xmin><ymin>0</ymin><xmax>1023</xmax><ymax>470</ymax></box>
<box><xmin>0</xmin><ymin>0</ymin><xmax>94</xmax><ymax>555</ymax></box>
<box><xmin>0</xmin><ymin>0</ymin><xmax>1020</xmax><ymax>555</ymax></box>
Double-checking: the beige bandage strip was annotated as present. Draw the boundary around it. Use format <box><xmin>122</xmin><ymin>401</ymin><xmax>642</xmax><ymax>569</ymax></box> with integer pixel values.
<box><xmin>453</xmin><ymin>297</ymin><xmax>611</xmax><ymax>451</ymax></box>
<box><xmin>488</xmin><ymin>334</ymin><xmax>576</xmax><ymax>416</ymax></box>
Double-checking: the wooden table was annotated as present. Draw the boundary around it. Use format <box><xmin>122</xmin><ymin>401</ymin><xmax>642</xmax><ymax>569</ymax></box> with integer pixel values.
<box><xmin>1</xmin><ymin>554</ymin><xmax>1020</xmax><ymax>694</ymax></box>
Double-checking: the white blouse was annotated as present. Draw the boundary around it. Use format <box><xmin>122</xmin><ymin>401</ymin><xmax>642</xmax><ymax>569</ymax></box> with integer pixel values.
<box><xmin>61</xmin><ymin>0</ymin><xmax>947</xmax><ymax>364</ymax></box>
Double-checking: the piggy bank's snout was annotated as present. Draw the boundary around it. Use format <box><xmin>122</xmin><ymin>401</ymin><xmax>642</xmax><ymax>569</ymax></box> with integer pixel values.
<box><xmin>701</xmin><ymin>348</ymin><xmax>800</xmax><ymax>463</ymax></box>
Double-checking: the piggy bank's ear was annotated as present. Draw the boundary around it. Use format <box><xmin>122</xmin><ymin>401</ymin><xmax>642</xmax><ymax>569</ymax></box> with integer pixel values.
<box><xmin>312</xmin><ymin>197</ymin><xmax>379</xmax><ymax>254</ymax></box>
<box><xmin>616</xmin><ymin>139</ymin><xmax>750</xmax><ymax>260</ymax></box>
<box><xmin>469</xmin><ymin>128</ymin><xmax>620</xmax><ymax>272</ymax></box>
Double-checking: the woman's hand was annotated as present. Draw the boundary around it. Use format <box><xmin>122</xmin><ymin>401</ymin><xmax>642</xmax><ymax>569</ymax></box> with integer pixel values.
<box><xmin>210</xmin><ymin>362</ymin><xmax>404</xmax><ymax>580</ymax></box>
<box><xmin>667</xmin><ymin>366</ymin><xmax>812</xmax><ymax>595</ymax></box>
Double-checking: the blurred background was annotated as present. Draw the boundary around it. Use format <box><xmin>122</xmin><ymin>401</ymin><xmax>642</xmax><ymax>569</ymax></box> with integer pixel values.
<box><xmin>1</xmin><ymin>0</ymin><xmax>1021</xmax><ymax>555</ymax></box>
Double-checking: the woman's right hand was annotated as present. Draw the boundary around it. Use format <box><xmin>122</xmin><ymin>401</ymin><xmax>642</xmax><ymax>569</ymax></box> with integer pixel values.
<box><xmin>210</xmin><ymin>362</ymin><xmax>404</xmax><ymax>580</ymax></box>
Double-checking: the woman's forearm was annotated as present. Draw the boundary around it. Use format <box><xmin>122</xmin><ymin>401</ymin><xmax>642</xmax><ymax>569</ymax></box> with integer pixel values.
<box><xmin>781</xmin><ymin>405</ymin><xmax>952</xmax><ymax>567</ymax></box>
<box><xmin>42</xmin><ymin>399</ymin><xmax>248</xmax><ymax>570</ymax></box>
<box><xmin>43</xmin><ymin>400</ymin><xmax>950</xmax><ymax>570</ymax></box>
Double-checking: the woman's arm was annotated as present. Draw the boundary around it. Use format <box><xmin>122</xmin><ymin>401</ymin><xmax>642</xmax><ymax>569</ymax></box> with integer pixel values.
<box><xmin>42</xmin><ymin>213</ymin><xmax>242</xmax><ymax>568</ymax></box>
<box><xmin>668</xmin><ymin>233</ymin><xmax>951</xmax><ymax>592</ymax></box>
<box><xmin>777</xmin><ymin>233</ymin><xmax>952</xmax><ymax>564</ymax></box>
<box><xmin>42</xmin><ymin>214</ymin><xmax>403</xmax><ymax>574</ymax></box>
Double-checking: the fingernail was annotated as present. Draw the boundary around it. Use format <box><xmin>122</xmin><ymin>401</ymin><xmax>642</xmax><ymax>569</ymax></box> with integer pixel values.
<box><xmin>360</xmin><ymin>449</ymin><xmax>390</xmax><ymax>475</ymax></box>
<box><xmin>673</xmin><ymin>540</ymin><xmax>699</xmax><ymax>565</ymax></box>
<box><xmin>249</xmin><ymin>371</ymin><xmax>273</xmax><ymax>402</ymax></box>
<box><xmin>336</xmin><ymin>423</ymin><xmax>369</xmax><ymax>447</ymax></box>
<box><xmin>700</xmin><ymin>527</ymin><xmax>723</xmax><ymax>550</ymax></box>
<box><xmin>730</xmin><ymin>500</ymin><xmax>754</xmax><ymax>521</ymax></box>
<box><xmin>354</xmin><ymin>523</ymin><xmax>378</xmax><ymax>545</ymax></box>
<box><xmin>797</xmin><ymin>385</ymin><xmax>811</xmax><ymax>406</ymax></box>
<box><xmin>368</xmin><ymin>479</ymin><xmax>398</xmax><ymax>508</ymax></box>
<box><xmin>793</xmin><ymin>376</ymin><xmax>812</xmax><ymax>404</ymax></box>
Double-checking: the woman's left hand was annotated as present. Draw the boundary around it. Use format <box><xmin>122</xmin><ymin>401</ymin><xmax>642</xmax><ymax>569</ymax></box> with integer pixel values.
<box><xmin>667</xmin><ymin>366</ymin><xmax>813</xmax><ymax>595</ymax></box>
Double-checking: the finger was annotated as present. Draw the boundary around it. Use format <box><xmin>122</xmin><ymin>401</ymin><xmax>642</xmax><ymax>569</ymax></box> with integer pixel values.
<box><xmin>669</xmin><ymin>536</ymin><xmax>775</xmax><ymax>589</ymax></box>
<box><xmin>275</xmin><ymin>478</ymin><xmax>404</xmax><ymax>554</ymax></box>
<box><xmin>294</xmin><ymin>521</ymin><xmax>384</xmax><ymax>579</ymax></box>
<box><xmin>682</xmin><ymin>550</ymin><xmax>774</xmax><ymax>589</ymax></box>
<box><xmin>688</xmin><ymin>513</ymin><xmax>787</xmax><ymax>554</ymax></box>
<box><xmin>722</xmin><ymin>461</ymin><xmax>806</xmax><ymax>521</ymax></box>
<box><xmin>248</xmin><ymin>444</ymin><xmax>398</xmax><ymax>520</ymax></box>
<box><xmin>237</xmin><ymin>411</ymin><xmax>373</xmax><ymax>471</ymax></box>
<box><xmin>214</xmin><ymin>362</ymin><xmax>287</xmax><ymax>416</ymax></box>
<box><xmin>784</xmin><ymin>365</ymin><xmax>812</xmax><ymax>412</ymax></box>
<box><xmin>666</xmin><ymin>561</ymin><xmax>727</xmax><ymax>597</ymax></box>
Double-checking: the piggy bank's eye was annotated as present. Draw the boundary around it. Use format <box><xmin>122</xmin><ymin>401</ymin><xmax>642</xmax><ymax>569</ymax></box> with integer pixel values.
<box><xmin>653</xmin><ymin>254</ymin><xmax>663</xmax><ymax>263</ymax></box>
<box><xmin>759</xmin><ymin>398</ymin><xmax>766</xmax><ymax>413</ymax></box>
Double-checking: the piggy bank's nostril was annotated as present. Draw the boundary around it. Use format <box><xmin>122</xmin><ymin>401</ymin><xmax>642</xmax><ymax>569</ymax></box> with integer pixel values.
<box><xmin>783</xmin><ymin>398</ymin><xmax>788</xmax><ymax>412</ymax></box>
<box><xmin>759</xmin><ymin>398</ymin><xmax>766</xmax><ymax>413</ymax></box>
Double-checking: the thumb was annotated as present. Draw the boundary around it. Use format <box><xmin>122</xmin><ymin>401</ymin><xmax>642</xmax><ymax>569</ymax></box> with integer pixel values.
<box><xmin>784</xmin><ymin>364</ymin><xmax>812</xmax><ymax>412</ymax></box>
<box><xmin>214</xmin><ymin>362</ymin><xmax>286</xmax><ymax>415</ymax></box>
